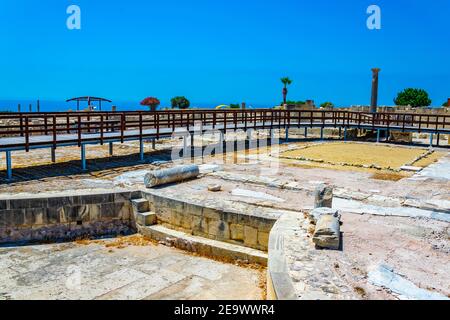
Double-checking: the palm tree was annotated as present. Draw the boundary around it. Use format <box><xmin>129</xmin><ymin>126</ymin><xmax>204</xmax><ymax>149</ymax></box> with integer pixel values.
<box><xmin>281</xmin><ymin>77</ymin><xmax>292</xmax><ymax>105</ymax></box>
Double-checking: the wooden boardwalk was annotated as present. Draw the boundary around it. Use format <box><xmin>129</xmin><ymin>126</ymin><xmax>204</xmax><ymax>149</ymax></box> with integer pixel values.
<box><xmin>1</xmin><ymin>109</ymin><xmax>449</xmax><ymax>180</ymax></box>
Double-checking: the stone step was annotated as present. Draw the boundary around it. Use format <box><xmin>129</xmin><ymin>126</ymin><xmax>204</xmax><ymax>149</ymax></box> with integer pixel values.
<box><xmin>139</xmin><ymin>224</ymin><xmax>267</xmax><ymax>266</ymax></box>
<box><xmin>131</xmin><ymin>198</ymin><xmax>150</xmax><ymax>213</ymax></box>
<box><xmin>136</xmin><ymin>211</ymin><xmax>157</xmax><ymax>226</ymax></box>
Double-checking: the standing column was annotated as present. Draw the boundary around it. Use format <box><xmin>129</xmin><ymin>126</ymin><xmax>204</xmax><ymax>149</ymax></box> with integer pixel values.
<box><xmin>304</xmin><ymin>127</ymin><xmax>308</xmax><ymax>138</ymax></box>
<box><xmin>376</xmin><ymin>129</ymin><xmax>381</xmax><ymax>143</ymax></box>
<box><xmin>429</xmin><ymin>133</ymin><xmax>434</xmax><ymax>147</ymax></box>
<box><xmin>109</xmin><ymin>142</ymin><xmax>113</xmax><ymax>156</ymax></box>
<box><xmin>370</xmin><ymin>68</ymin><xmax>381</xmax><ymax>113</ymax></box>
<box><xmin>285</xmin><ymin>127</ymin><xmax>289</xmax><ymax>142</ymax></box>
<box><xmin>152</xmin><ymin>139</ymin><xmax>156</xmax><ymax>149</ymax></box>
<box><xmin>51</xmin><ymin>147</ymin><xmax>56</xmax><ymax>163</ymax></box>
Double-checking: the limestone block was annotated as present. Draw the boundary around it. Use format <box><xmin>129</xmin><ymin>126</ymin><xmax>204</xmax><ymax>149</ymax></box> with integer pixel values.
<box><xmin>230</xmin><ymin>224</ymin><xmax>244</xmax><ymax>241</ymax></box>
<box><xmin>118</xmin><ymin>204</ymin><xmax>132</xmax><ymax>220</ymax></box>
<box><xmin>314</xmin><ymin>184</ymin><xmax>333</xmax><ymax>208</ymax></box>
<box><xmin>131</xmin><ymin>199</ymin><xmax>149</xmax><ymax>213</ymax></box>
<box><xmin>257</xmin><ymin>231</ymin><xmax>269</xmax><ymax>247</ymax></box>
<box><xmin>180</xmin><ymin>213</ymin><xmax>193</xmax><ymax>230</ymax></box>
<box><xmin>208</xmin><ymin>219</ymin><xmax>230</xmax><ymax>239</ymax></box>
<box><xmin>183</xmin><ymin>202</ymin><xmax>203</xmax><ymax>217</ymax></box>
<box><xmin>203</xmin><ymin>207</ymin><xmax>222</xmax><ymax>220</ymax></box>
<box><xmin>308</xmin><ymin>207</ymin><xmax>340</xmax><ymax>224</ymax></box>
<box><xmin>244</xmin><ymin>226</ymin><xmax>258</xmax><ymax>246</ymax></box>
<box><xmin>88</xmin><ymin>204</ymin><xmax>101</xmax><ymax>221</ymax></box>
<box><xmin>256</xmin><ymin>218</ymin><xmax>276</xmax><ymax>233</ymax></box>
<box><xmin>9</xmin><ymin>197</ymin><xmax>48</xmax><ymax>210</ymax></box>
<box><xmin>191</xmin><ymin>216</ymin><xmax>208</xmax><ymax>234</ymax></box>
<box><xmin>390</xmin><ymin>131</ymin><xmax>412</xmax><ymax>143</ymax></box>
<box><xmin>169</xmin><ymin>211</ymin><xmax>183</xmax><ymax>227</ymax></box>
<box><xmin>99</xmin><ymin>203</ymin><xmax>121</xmax><ymax>219</ymax></box>
<box><xmin>313</xmin><ymin>215</ymin><xmax>340</xmax><ymax>250</ymax></box>
<box><xmin>136</xmin><ymin>212</ymin><xmax>157</xmax><ymax>226</ymax></box>
<box><xmin>30</xmin><ymin>208</ymin><xmax>46</xmax><ymax>226</ymax></box>
<box><xmin>0</xmin><ymin>200</ymin><xmax>8</xmax><ymax>210</ymax></box>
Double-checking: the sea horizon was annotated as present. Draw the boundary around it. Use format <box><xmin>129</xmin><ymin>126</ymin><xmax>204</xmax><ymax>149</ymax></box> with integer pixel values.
<box><xmin>0</xmin><ymin>99</ymin><xmax>278</xmax><ymax>113</ymax></box>
<box><xmin>0</xmin><ymin>99</ymin><xmax>446</xmax><ymax>113</ymax></box>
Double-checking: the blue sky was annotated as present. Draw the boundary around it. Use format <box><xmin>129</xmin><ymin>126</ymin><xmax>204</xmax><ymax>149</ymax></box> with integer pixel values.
<box><xmin>0</xmin><ymin>0</ymin><xmax>449</xmax><ymax>107</ymax></box>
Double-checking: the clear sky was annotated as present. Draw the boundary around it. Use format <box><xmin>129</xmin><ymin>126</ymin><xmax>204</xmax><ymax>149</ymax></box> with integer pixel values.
<box><xmin>1</xmin><ymin>0</ymin><xmax>449</xmax><ymax>107</ymax></box>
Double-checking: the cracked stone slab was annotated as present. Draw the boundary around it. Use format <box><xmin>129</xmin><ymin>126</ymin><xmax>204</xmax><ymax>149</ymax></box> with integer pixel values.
<box><xmin>368</xmin><ymin>264</ymin><xmax>449</xmax><ymax>300</ymax></box>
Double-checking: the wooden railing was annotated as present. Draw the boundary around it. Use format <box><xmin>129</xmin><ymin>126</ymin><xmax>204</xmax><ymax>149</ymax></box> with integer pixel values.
<box><xmin>0</xmin><ymin>110</ymin><xmax>448</xmax><ymax>150</ymax></box>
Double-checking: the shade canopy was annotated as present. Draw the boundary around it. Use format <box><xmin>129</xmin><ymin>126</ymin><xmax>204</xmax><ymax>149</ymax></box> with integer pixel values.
<box><xmin>66</xmin><ymin>96</ymin><xmax>112</xmax><ymax>111</ymax></box>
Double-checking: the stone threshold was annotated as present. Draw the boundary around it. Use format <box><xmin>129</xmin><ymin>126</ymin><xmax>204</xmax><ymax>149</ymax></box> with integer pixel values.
<box><xmin>139</xmin><ymin>224</ymin><xmax>267</xmax><ymax>266</ymax></box>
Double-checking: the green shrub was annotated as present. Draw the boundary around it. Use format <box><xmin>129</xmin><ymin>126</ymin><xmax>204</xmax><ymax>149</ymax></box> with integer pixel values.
<box><xmin>394</xmin><ymin>88</ymin><xmax>431</xmax><ymax>107</ymax></box>
<box><xmin>320</xmin><ymin>102</ymin><xmax>334</xmax><ymax>108</ymax></box>
<box><xmin>171</xmin><ymin>96</ymin><xmax>190</xmax><ymax>109</ymax></box>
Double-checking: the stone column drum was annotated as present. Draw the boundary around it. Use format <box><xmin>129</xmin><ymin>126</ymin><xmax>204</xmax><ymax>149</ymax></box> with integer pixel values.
<box><xmin>314</xmin><ymin>184</ymin><xmax>333</xmax><ymax>208</ymax></box>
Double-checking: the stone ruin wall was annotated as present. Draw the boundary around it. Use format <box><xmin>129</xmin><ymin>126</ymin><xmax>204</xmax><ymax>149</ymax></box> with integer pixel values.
<box><xmin>0</xmin><ymin>191</ymin><xmax>141</xmax><ymax>244</ymax></box>
<box><xmin>142</xmin><ymin>191</ymin><xmax>276</xmax><ymax>251</ymax></box>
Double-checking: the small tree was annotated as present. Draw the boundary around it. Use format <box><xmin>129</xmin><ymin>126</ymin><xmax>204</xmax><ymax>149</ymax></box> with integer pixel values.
<box><xmin>281</xmin><ymin>77</ymin><xmax>293</xmax><ymax>105</ymax></box>
<box><xmin>171</xmin><ymin>96</ymin><xmax>190</xmax><ymax>109</ymax></box>
<box><xmin>394</xmin><ymin>88</ymin><xmax>431</xmax><ymax>107</ymax></box>
<box><xmin>229</xmin><ymin>103</ymin><xmax>240</xmax><ymax>109</ymax></box>
<box><xmin>140</xmin><ymin>97</ymin><xmax>160</xmax><ymax>111</ymax></box>
<box><xmin>282</xmin><ymin>100</ymin><xmax>305</xmax><ymax>106</ymax></box>
<box><xmin>320</xmin><ymin>102</ymin><xmax>334</xmax><ymax>109</ymax></box>
<box><xmin>443</xmin><ymin>101</ymin><xmax>449</xmax><ymax>107</ymax></box>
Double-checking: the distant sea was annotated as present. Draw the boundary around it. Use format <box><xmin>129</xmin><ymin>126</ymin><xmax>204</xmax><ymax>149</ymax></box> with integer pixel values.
<box><xmin>0</xmin><ymin>100</ymin><xmax>272</xmax><ymax>112</ymax></box>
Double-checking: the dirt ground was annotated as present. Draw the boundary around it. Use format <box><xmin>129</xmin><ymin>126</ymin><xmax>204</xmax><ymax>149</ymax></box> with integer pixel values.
<box><xmin>325</xmin><ymin>213</ymin><xmax>450</xmax><ymax>299</ymax></box>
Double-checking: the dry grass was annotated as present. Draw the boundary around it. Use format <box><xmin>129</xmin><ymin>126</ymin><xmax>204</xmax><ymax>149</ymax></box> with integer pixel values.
<box><xmin>354</xmin><ymin>286</ymin><xmax>367</xmax><ymax>298</ymax></box>
<box><xmin>370</xmin><ymin>172</ymin><xmax>407</xmax><ymax>181</ymax></box>
<box><xmin>281</xmin><ymin>142</ymin><xmax>431</xmax><ymax>170</ymax></box>
<box><xmin>413</xmin><ymin>151</ymin><xmax>445</xmax><ymax>167</ymax></box>
<box><xmin>75</xmin><ymin>234</ymin><xmax>158</xmax><ymax>249</ymax></box>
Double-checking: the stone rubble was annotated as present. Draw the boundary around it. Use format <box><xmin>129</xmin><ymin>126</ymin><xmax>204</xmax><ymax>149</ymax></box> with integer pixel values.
<box><xmin>207</xmin><ymin>184</ymin><xmax>222</xmax><ymax>192</ymax></box>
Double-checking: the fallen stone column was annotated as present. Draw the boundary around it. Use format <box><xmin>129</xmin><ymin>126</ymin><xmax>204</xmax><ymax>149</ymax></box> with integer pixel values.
<box><xmin>312</xmin><ymin>215</ymin><xmax>340</xmax><ymax>250</ymax></box>
<box><xmin>314</xmin><ymin>184</ymin><xmax>333</xmax><ymax>208</ymax></box>
<box><xmin>308</xmin><ymin>207</ymin><xmax>340</xmax><ymax>224</ymax></box>
<box><xmin>144</xmin><ymin>165</ymin><xmax>200</xmax><ymax>188</ymax></box>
